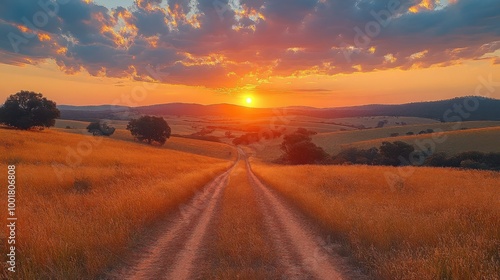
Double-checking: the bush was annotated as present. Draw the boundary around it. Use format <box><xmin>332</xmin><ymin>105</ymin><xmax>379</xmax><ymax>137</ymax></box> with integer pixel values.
<box><xmin>445</xmin><ymin>151</ymin><xmax>485</xmax><ymax>167</ymax></box>
<box><xmin>424</xmin><ymin>151</ymin><xmax>500</xmax><ymax>170</ymax></box>
<box><xmin>424</xmin><ymin>152</ymin><xmax>448</xmax><ymax>167</ymax></box>
<box><xmin>460</xmin><ymin>160</ymin><xmax>489</xmax><ymax>170</ymax></box>
<box><xmin>0</xmin><ymin>91</ymin><xmax>60</xmax><ymax>130</ymax></box>
<box><xmin>87</xmin><ymin>121</ymin><xmax>115</xmax><ymax>136</ymax></box>
<box><xmin>332</xmin><ymin>147</ymin><xmax>380</xmax><ymax>165</ymax></box>
<box><xmin>73</xmin><ymin>178</ymin><xmax>92</xmax><ymax>194</ymax></box>
<box><xmin>484</xmin><ymin>153</ymin><xmax>500</xmax><ymax>168</ymax></box>
<box><xmin>127</xmin><ymin>116</ymin><xmax>171</xmax><ymax>145</ymax></box>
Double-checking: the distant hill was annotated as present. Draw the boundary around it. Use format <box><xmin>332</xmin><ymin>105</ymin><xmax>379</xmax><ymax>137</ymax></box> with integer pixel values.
<box><xmin>58</xmin><ymin>96</ymin><xmax>500</xmax><ymax>122</ymax></box>
<box><xmin>287</xmin><ymin>97</ymin><xmax>500</xmax><ymax>121</ymax></box>
<box><xmin>58</xmin><ymin>105</ymin><xmax>129</xmax><ymax>111</ymax></box>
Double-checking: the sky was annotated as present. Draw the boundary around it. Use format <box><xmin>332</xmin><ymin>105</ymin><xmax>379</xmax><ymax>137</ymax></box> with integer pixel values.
<box><xmin>0</xmin><ymin>0</ymin><xmax>499</xmax><ymax>108</ymax></box>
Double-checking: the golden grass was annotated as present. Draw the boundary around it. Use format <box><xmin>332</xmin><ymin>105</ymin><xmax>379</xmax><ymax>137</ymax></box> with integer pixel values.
<box><xmin>251</xmin><ymin>163</ymin><xmax>500</xmax><ymax>279</ymax></box>
<box><xmin>205</xmin><ymin>161</ymin><xmax>279</xmax><ymax>279</ymax></box>
<box><xmin>0</xmin><ymin>128</ymin><xmax>232</xmax><ymax>279</ymax></box>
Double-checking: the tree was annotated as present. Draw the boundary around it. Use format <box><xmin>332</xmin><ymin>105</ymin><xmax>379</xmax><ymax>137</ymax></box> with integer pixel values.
<box><xmin>280</xmin><ymin>128</ymin><xmax>328</xmax><ymax>164</ymax></box>
<box><xmin>127</xmin><ymin>116</ymin><xmax>171</xmax><ymax>145</ymax></box>
<box><xmin>379</xmin><ymin>141</ymin><xmax>415</xmax><ymax>166</ymax></box>
<box><xmin>424</xmin><ymin>152</ymin><xmax>448</xmax><ymax>167</ymax></box>
<box><xmin>87</xmin><ymin>121</ymin><xmax>115</xmax><ymax>136</ymax></box>
<box><xmin>0</xmin><ymin>91</ymin><xmax>60</xmax><ymax>130</ymax></box>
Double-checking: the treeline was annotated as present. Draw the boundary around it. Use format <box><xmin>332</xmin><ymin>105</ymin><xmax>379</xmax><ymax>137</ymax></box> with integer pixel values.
<box><xmin>332</xmin><ymin>143</ymin><xmax>500</xmax><ymax>171</ymax></box>
<box><xmin>277</xmin><ymin>128</ymin><xmax>500</xmax><ymax>171</ymax></box>
<box><xmin>232</xmin><ymin>130</ymin><xmax>283</xmax><ymax>145</ymax></box>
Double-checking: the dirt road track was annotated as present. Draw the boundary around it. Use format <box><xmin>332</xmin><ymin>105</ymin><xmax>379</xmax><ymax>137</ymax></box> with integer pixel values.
<box><xmin>110</xmin><ymin>150</ymin><xmax>367</xmax><ymax>279</ymax></box>
<box><xmin>110</xmin><ymin>153</ymin><xmax>239</xmax><ymax>280</ymax></box>
<box><xmin>246</xmin><ymin>157</ymin><xmax>368</xmax><ymax>280</ymax></box>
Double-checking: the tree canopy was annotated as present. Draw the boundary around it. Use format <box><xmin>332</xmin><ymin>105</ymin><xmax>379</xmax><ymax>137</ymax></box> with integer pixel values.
<box><xmin>0</xmin><ymin>91</ymin><xmax>60</xmax><ymax>130</ymax></box>
<box><xmin>87</xmin><ymin>121</ymin><xmax>115</xmax><ymax>136</ymax></box>
<box><xmin>126</xmin><ymin>115</ymin><xmax>171</xmax><ymax>145</ymax></box>
<box><xmin>280</xmin><ymin>128</ymin><xmax>328</xmax><ymax>164</ymax></box>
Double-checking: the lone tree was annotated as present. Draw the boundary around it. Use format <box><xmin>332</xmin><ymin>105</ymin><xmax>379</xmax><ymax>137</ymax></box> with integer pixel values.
<box><xmin>0</xmin><ymin>91</ymin><xmax>60</xmax><ymax>130</ymax></box>
<box><xmin>87</xmin><ymin>121</ymin><xmax>115</xmax><ymax>136</ymax></box>
<box><xmin>127</xmin><ymin>115</ymin><xmax>171</xmax><ymax>145</ymax></box>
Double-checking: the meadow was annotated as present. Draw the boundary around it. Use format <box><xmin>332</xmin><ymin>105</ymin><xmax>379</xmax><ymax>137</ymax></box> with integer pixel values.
<box><xmin>0</xmin><ymin>128</ymin><xmax>233</xmax><ymax>279</ymax></box>
<box><xmin>251</xmin><ymin>162</ymin><xmax>500</xmax><ymax>279</ymax></box>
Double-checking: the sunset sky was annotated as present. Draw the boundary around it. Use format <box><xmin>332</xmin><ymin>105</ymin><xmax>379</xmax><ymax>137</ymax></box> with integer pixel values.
<box><xmin>1</xmin><ymin>0</ymin><xmax>499</xmax><ymax>108</ymax></box>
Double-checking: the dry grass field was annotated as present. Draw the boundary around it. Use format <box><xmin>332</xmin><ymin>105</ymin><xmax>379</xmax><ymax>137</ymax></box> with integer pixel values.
<box><xmin>0</xmin><ymin>128</ymin><xmax>232</xmax><ymax>279</ymax></box>
<box><xmin>251</xmin><ymin>162</ymin><xmax>500</xmax><ymax>280</ymax></box>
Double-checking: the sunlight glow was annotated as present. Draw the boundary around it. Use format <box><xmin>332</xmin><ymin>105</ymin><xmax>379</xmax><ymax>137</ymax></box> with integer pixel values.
<box><xmin>246</xmin><ymin>97</ymin><xmax>252</xmax><ymax>104</ymax></box>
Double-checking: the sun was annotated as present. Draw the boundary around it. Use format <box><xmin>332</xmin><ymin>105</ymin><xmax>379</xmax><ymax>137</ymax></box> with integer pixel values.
<box><xmin>246</xmin><ymin>97</ymin><xmax>252</xmax><ymax>104</ymax></box>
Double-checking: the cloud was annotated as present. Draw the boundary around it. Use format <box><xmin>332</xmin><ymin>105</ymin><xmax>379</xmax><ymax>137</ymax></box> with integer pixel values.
<box><xmin>0</xmin><ymin>0</ymin><xmax>498</xmax><ymax>88</ymax></box>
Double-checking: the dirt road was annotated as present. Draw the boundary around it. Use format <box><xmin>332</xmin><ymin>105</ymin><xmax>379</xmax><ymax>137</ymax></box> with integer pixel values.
<box><xmin>110</xmin><ymin>150</ymin><xmax>366</xmax><ymax>279</ymax></box>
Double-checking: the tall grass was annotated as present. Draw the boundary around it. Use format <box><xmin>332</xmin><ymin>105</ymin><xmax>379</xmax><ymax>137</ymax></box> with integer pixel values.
<box><xmin>252</xmin><ymin>162</ymin><xmax>500</xmax><ymax>279</ymax></box>
<box><xmin>0</xmin><ymin>128</ymin><xmax>232</xmax><ymax>279</ymax></box>
<box><xmin>205</xmin><ymin>161</ymin><xmax>279</xmax><ymax>279</ymax></box>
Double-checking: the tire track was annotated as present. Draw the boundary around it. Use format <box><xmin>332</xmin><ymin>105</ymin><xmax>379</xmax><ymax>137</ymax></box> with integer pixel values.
<box><xmin>110</xmin><ymin>153</ymin><xmax>239</xmax><ymax>280</ymax></box>
<box><xmin>246</xmin><ymin>158</ymin><xmax>367</xmax><ymax>280</ymax></box>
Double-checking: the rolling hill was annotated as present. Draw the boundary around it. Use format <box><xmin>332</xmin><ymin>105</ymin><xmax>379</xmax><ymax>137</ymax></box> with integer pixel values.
<box><xmin>58</xmin><ymin>96</ymin><xmax>500</xmax><ymax>122</ymax></box>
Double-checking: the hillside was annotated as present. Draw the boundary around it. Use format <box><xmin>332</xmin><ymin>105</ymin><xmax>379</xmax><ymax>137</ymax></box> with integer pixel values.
<box><xmin>0</xmin><ymin>127</ymin><xmax>232</xmax><ymax>279</ymax></box>
<box><xmin>54</xmin><ymin>119</ymin><xmax>237</xmax><ymax>160</ymax></box>
<box><xmin>312</xmin><ymin>121</ymin><xmax>500</xmax><ymax>155</ymax></box>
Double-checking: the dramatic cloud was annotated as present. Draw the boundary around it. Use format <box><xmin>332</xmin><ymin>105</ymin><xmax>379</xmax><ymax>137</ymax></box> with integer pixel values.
<box><xmin>0</xmin><ymin>0</ymin><xmax>499</xmax><ymax>88</ymax></box>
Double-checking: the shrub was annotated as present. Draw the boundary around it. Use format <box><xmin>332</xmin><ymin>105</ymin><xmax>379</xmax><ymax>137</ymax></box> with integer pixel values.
<box><xmin>424</xmin><ymin>152</ymin><xmax>448</xmax><ymax>167</ymax></box>
<box><xmin>87</xmin><ymin>121</ymin><xmax>115</xmax><ymax>136</ymax></box>
<box><xmin>460</xmin><ymin>160</ymin><xmax>489</xmax><ymax>170</ymax></box>
<box><xmin>332</xmin><ymin>147</ymin><xmax>380</xmax><ymax>165</ymax></box>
